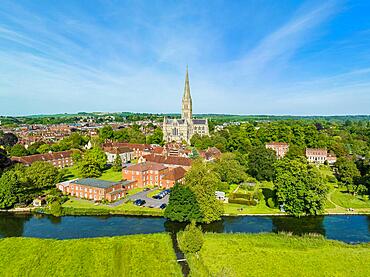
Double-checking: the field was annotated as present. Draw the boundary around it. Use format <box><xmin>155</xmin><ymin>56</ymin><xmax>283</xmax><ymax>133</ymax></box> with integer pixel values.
<box><xmin>187</xmin><ymin>233</ymin><xmax>370</xmax><ymax>277</ymax></box>
<box><xmin>64</xmin><ymin>166</ymin><xmax>122</xmax><ymax>182</ymax></box>
<box><xmin>0</xmin><ymin>234</ymin><xmax>182</xmax><ymax>277</ymax></box>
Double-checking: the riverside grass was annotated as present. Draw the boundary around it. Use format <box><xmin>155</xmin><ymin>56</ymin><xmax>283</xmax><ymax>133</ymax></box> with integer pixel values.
<box><xmin>0</xmin><ymin>233</ymin><xmax>181</xmax><ymax>277</ymax></box>
<box><xmin>187</xmin><ymin>233</ymin><xmax>370</xmax><ymax>277</ymax></box>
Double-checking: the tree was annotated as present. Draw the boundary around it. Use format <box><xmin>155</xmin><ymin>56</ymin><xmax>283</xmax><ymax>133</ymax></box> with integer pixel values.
<box><xmin>0</xmin><ymin>133</ymin><xmax>18</xmax><ymax>147</ymax></box>
<box><xmin>99</xmin><ymin>125</ymin><xmax>114</xmax><ymax>142</ymax></box>
<box><xmin>146</xmin><ymin>128</ymin><xmax>164</xmax><ymax>146</ymax></box>
<box><xmin>184</xmin><ymin>160</ymin><xmax>223</xmax><ymax>223</ymax></box>
<box><xmin>27</xmin><ymin>141</ymin><xmax>45</xmax><ymax>155</ymax></box>
<box><xmin>335</xmin><ymin>157</ymin><xmax>361</xmax><ymax>195</ymax></box>
<box><xmin>285</xmin><ymin>144</ymin><xmax>305</xmax><ymax>160</ymax></box>
<box><xmin>274</xmin><ymin>158</ymin><xmax>328</xmax><ymax>216</ymax></box>
<box><xmin>0</xmin><ymin>148</ymin><xmax>11</xmax><ymax>171</ymax></box>
<box><xmin>10</xmin><ymin>144</ymin><xmax>28</xmax><ymax>157</ymax></box>
<box><xmin>77</xmin><ymin>148</ymin><xmax>107</xmax><ymax>178</ymax></box>
<box><xmin>112</xmin><ymin>155</ymin><xmax>122</xmax><ymax>172</ymax></box>
<box><xmin>164</xmin><ymin>183</ymin><xmax>203</xmax><ymax>222</ymax></box>
<box><xmin>214</xmin><ymin>153</ymin><xmax>248</xmax><ymax>184</ymax></box>
<box><xmin>177</xmin><ymin>221</ymin><xmax>204</xmax><ymax>254</ymax></box>
<box><xmin>25</xmin><ymin>161</ymin><xmax>60</xmax><ymax>189</ymax></box>
<box><xmin>0</xmin><ymin>170</ymin><xmax>21</xmax><ymax>208</ymax></box>
<box><xmin>37</xmin><ymin>144</ymin><xmax>51</xmax><ymax>153</ymax></box>
<box><xmin>248</xmin><ymin>146</ymin><xmax>276</xmax><ymax>181</ymax></box>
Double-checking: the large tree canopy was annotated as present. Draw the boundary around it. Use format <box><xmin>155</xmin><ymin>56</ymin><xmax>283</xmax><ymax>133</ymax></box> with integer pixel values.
<box><xmin>274</xmin><ymin>158</ymin><xmax>328</xmax><ymax>216</ymax></box>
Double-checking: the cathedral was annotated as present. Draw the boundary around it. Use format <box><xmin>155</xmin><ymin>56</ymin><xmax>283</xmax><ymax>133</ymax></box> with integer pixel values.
<box><xmin>163</xmin><ymin>68</ymin><xmax>209</xmax><ymax>144</ymax></box>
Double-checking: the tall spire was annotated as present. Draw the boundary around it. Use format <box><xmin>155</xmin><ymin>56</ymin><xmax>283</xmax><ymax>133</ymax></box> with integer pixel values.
<box><xmin>181</xmin><ymin>66</ymin><xmax>192</xmax><ymax>120</ymax></box>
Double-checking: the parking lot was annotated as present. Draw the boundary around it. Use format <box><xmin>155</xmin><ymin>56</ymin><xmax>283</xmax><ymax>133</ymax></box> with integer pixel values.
<box><xmin>127</xmin><ymin>188</ymin><xmax>169</xmax><ymax>208</ymax></box>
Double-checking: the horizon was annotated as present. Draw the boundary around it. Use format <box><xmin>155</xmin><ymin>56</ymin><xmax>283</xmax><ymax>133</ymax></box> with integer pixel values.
<box><xmin>1</xmin><ymin>1</ymin><xmax>370</xmax><ymax>115</ymax></box>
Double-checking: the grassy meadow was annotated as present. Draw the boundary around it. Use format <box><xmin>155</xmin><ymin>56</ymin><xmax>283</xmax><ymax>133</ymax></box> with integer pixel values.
<box><xmin>187</xmin><ymin>233</ymin><xmax>370</xmax><ymax>277</ymax></box>
<box><xmin>0</xmin><ymin>234</ymin><xmax>181</xmax><ymax>277</ymax></box>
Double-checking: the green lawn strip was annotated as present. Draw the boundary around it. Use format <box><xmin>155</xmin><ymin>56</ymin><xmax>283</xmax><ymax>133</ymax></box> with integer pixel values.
<box><xmin>187</xmin><ymin>233</ymin><xmax>370</xmax><ymax>277</ymax></box>
<box><xmin>62</xmin><ymin>197</ymin><xmax>164</xmax><ymax>216</ymax></box>
<box><xmin>330</xmin><ymin>189</ymin><xmax>370</xmax><ymax>209</ymax></box>
<box><xmin>0</xmin><ymin>234</ymin><xmax>182</xmax><ymax>276</ymax></box>
<box><xmin>99</xmin><ymin>168</ymin><xmax>123</xmax><ymax>182</ymax></box>
<box><xmin>223</xmin><ymin>201</ymin><xmax>281</xmax><ymax>215</ymax></box>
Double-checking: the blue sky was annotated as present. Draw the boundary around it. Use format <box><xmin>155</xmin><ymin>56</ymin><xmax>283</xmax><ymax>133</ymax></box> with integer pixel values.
<box><xmin>1</xmin><ymin>0</ymin><xmax>370</xmax><ymax>116</ymax></box>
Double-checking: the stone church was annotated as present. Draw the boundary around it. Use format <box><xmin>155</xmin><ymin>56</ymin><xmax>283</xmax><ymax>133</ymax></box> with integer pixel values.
<box><xmin>163</xmin><ymin>68</ymin><xmax>209</xmax><ymax>144</ymax></box>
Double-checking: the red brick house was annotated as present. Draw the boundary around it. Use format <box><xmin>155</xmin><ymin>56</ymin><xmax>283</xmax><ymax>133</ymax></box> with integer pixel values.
<box><xmin>138</xmin><ymin>154</ymin><xmax>192</xmax><ymax>170</ymax></box>
<box><xmin>11</xmin><ymin>150</ymin><xmax>76</xmax><ymax>168</ymax></box>
<box><xmin>56</xmin><ymin>178</ymin><xmax>137</xmax><ymax>202</ymax></box>
<box><xmin>199</xmin><ymin>147</ymin><xmax>222</xmax><ymax>161</ymax></box>
<box><xmin>122</xmin><ymin>162</ymin><xmax>168</xmax><ymax>187</ymax></box>
<box><xmin>102</xmin><ymin>142</ymin><xmax>152</xmax><ymax>158</ymax></box>
<box><xmin>266</xmin><ymin>142</ymin><xmax>289</xmax><ymax>158</ymax></box>
<box><xmin>160</xmin><ymin>166</ymin><xmax>187</xmax><ymax>188</ymax></box>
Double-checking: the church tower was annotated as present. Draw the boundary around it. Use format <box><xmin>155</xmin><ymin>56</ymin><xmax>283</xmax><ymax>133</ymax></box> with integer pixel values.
<box><xmin>181</xmin><ymin>67</ymin><xmax>192</xmax><ymax>121</ymax></box>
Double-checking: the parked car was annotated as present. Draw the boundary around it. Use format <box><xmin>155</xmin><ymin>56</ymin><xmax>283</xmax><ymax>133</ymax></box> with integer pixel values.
<box><xmin>134</xmin><ymin>199</ymin><xmax>146</xmax><ymax>206</ymax></box>
<box><xmin>143</xmin><ymin>188</ymin><xmax>150</xmax><ymax>191</ymax></box>
<box><xmin>149</xmin><ymin>205</ymin><xmax>155</xmax><ymax>208</ymax></box>
<box><xmin>159</xmin><ymin>203</ymin><xmax>167</xmax><ymax>209</ymax></box>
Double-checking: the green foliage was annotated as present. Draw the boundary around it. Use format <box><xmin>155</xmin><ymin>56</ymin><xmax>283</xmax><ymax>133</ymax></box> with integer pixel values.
<box><xmin>112</xmin><ymin>155</ymin><xmax>123</xmax><ymax>172</ymax></box>
<box><xmin>0</xmin><ymin>148</ymin><xmax>11</xmax><ymax>170</ymax></box>
<box><xmin>177</xmin><ymin>221</ymin><xmax>204</xmax><ymax>254</ymax></box>
<box><xmin>99</xmin><ymin>125</ymin><xmax>114</xmax><ymax>142</ymax></box>
<box><xmin>0</xmin><ymin>170</ymin><xmax>21</xmax><ymax>208</ymax></box>
<box><xmin>146</xmin><ymin>128</ymin><xmax>164</xmax><ymax>145</ymax></box>
<box><xmin>25</xmin><ymin>161</ymin><xmax>60</xmax><ymax>189</ymax></box>
<box><xmin>274</xmin><ymin>158</ymin><xmax>328</xmax><ymax>216</ymax></box>
<box><xmin>49</xmin><ymin>201</ymin><xmax>63</xmax><ymax>216</ymax></box>
<box><xmin>0</xmin><ymin>132</ymin><xmax>18</xmax><ymax>147</ymax></box>
<box><xmin>164</xmin><ymin>183</ymin><xmax>203</xmax><ymax>222</ymax></box>
<box><xmin>184</xmin><ymin>160</ymin><xmax>224</xmax><ymax>223</ymax></box>
<box><xmin>77</xmin><ymin>147</ymin><xmax>107</xmax><ymax>178</ymax></box>
<box><xmin>248</xmin><ymin>145</ymin><xmax>276</xmax><ymax>181</ymax></box>
<box><xmin>335</xmin><ymin>157</ymin><xmax>361</xmax><ymax>194</ymax></box>
<box><xmin>10</xmin><ymin>144</ymin><xmax>28</xmax><ymax>157</ymax></box>
<box><xmin>213</xmin><ymin>153</ymin><xmax>248</xmax><ymax>184</ymax></box>
<box><xmin>267</xmin><ymin>197</ymin><xmax>276</xmax><ymax>208</ymax></box>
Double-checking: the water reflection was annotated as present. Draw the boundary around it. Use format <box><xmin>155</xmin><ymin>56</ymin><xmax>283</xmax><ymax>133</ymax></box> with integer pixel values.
<box><xmin>271</xmin><ymin>216</ymin><xmax>325</xmax><ymax>236</ymax></box>
<box><xmin>0</xmin><ymin>214</ymin><xmax>368</xmax><ymax>243</ymax></box>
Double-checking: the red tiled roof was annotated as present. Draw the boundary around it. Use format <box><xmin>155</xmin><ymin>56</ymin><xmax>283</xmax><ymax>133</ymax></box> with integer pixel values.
<box><xmin>142</xmin><ymin>154</ymin><xmax>192</xmax><ymax>167</ymax></box>
<box><xmin>124</xmin><ymin>162</ymin><xmax>167</xmax><ymax>172</ymax></box>
<box><xmin>11</xmin><ymin>150</ymin><xmax>76</xmax><ymax>165</ymax></box>
<box><xmin>102</xmin><ymin>142</ymin><xmax>152</xmax><ymax>151</ymax></box>
<box><xmin>162</xmin><ymin>167</ymin><xmax>186</xmax><ymax>181</ymax></box>
<box><xmin>266</xmin><ymin>142</ymin><xmax>289</xmax><ymax>146</ymax></box>
<box><xmin>103</xmin><ymin>146</ymin><xmax>132</xmax><ymax>154</ymax></box>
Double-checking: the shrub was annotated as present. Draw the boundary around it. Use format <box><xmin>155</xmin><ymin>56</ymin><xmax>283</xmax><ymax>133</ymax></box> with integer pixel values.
<box><xmin>267</xmin><ymin>197</ymin><xmax>276</xmax><ymax>208</ymax></box>
<box><xmin>50</xmin><ymin>201</ymin><xmax>62</xmax><ymax>216</ymax></box>
<box><xmin>177</xmin><ymin>221</ymin><xmax>204</xmax><ymax>254</ymax></box>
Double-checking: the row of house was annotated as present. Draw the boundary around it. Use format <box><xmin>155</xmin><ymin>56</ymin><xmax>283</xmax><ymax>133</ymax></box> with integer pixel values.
<box><xmin>266</xmin><ymin>142</ymin><xmax>337</xmax><ymax>164</ymax></box>
<box><xmin>11</xmin><ymin>150</ymin><xmax>75</xmax><ymax>168</ymax></box>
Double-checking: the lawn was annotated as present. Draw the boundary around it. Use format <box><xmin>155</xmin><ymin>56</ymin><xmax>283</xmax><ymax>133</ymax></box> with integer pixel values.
<box><xmin>187</xmin><ymin>233</ymin><xmax>370</xmax><ymax>277</ymax></box>
<box><xmin>64</xmin><ymin>166</ymin><xmax>122</xmax><ymax>182</ymax></box>
<box><xmin>223</xmin><ymin>202</ymin><xmax>281</xmax><ymax>215</ymax></box>
<box><xmin>0</xmin><ymin>234</ymin><xmax>182</xmax><ymax>276</ymax></box>
<box><xmin>330</xmin><ymin>189</ymin><xmax>370</xmax><ymax>209</ymax></box>
<box><xmin>62</xmin><ymin>197</ymin><xmax>164</xmax><ymax>216</ymax></box>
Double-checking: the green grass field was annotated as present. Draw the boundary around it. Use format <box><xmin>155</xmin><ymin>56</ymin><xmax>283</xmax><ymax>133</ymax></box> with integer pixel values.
<box><xmin>0</xmin><ymin>234</ymin><xmax>182</xmax><ymax>277</ymax></box>
<box><xmin>64</xmin><ymin>166</ymin><xmax>122</xmax><ymax>182</ymax></box>
<box><xmin>187</xmin><ymin>233</ymin><xmax>370</xmax><ymax>277</ymax></box>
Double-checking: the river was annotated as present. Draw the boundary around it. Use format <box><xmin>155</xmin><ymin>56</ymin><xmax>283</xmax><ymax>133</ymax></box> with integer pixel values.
<box><xmin>0</xmin><ymin>214</ymin><xmax>369</xmax><ymax>244</ymax></box>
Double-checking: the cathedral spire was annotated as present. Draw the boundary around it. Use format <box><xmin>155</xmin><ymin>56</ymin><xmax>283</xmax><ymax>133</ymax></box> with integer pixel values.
<box><xmin>182</xmin><ymin>66</ymin><xmax>192</xmax><ymax>120</ymax></box>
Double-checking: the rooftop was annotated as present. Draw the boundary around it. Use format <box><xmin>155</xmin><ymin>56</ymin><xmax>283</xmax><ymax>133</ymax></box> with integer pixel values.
<box><xmin>72</xmin><ymin>178</ymin><xmax>121</xmax><ymax>189</ymax></box>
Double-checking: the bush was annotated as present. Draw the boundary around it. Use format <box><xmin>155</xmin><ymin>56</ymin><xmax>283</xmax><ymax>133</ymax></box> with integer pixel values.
<box><xmin>177</xmin><ymin>221</ymin><xmax>204</xmax><ymax>254</ymax></box>
<box><xmin>267</xmin><ymin>197</ymin><xmax>276</xmax><ymax>208</ymax></box>
<box><xmin>50</xmin><ymin>201</ymin><xmax>62</xmax><ymax>216</ymax></box>
<box><xmin>228</xmin><ymin>198</ymin><xmax>258</xmax><ymax>206</ymax></box>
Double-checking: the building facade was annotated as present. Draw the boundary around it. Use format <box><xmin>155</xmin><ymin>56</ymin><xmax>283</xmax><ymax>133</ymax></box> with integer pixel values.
<box><xmin>163</xmin><ymin>68</ymin><xmax>209</xmax><ymax>144</ymax></box>
<box><xmin>266</xmin><ymin>142</ymin><xmax>289</xmax><ymax>158</ymax></box>
<box><xmin>122</xmin><ymin>162</ymin><xmax>168</xmax><ymax>187</ymax></box>
<box><xmin>11</xmin><ymin>150</ymin><xmax>76</xmax><ymax>168</ymax></box>
<box><xmin>305</xmin><ymin>148</ymin><xmax>337</xmax><ymax>164</ymax></box>
<box><xmin>56</xmin><ymin>178</ymin><xmax>137</xmax><ymax>202</ymax></box>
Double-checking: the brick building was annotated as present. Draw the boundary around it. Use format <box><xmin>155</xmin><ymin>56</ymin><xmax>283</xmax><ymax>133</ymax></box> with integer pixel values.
<box><xmin>122</xmin><ymin>162</ymin><xmax>168</xmax><ymax>187</ymax></box>
<box><xmin>11</xmin><ymin>150</ymin><xmax>76</xmax><ymax>168</ymax></box>
<box><xmin>160</xmin><ymin>167</ymin><xmax>187</xmax><ymax>188</ymax></box>
<box><xmin>103</xmin><ymin>145</ymin><xmax>134</xmax><ymax>164</ymax></box>
<box><xmin>57</xmin><ymin>178</ymin><xmax>137</xmax><ymax>202</ymax></box>
<box><xmin>102</xmin><ymin>142</ymin><xmax>152</xmax><ymax>158</ymax></box>
<box><xmin>266</xmin><ymin>142</ymin><xmax>289</xmax><ymax>158</ymax></box>
<box><xmin>138</xmin><ymin>154</ymin><xmax>192</xmax><ymax>170</ymax></box>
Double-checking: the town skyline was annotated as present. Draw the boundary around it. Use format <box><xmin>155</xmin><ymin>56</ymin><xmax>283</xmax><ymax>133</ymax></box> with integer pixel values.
<box><xmin>1</xmin><ymin>0</ymin><xmax>370</xmax><ymax>116</ymax></box>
